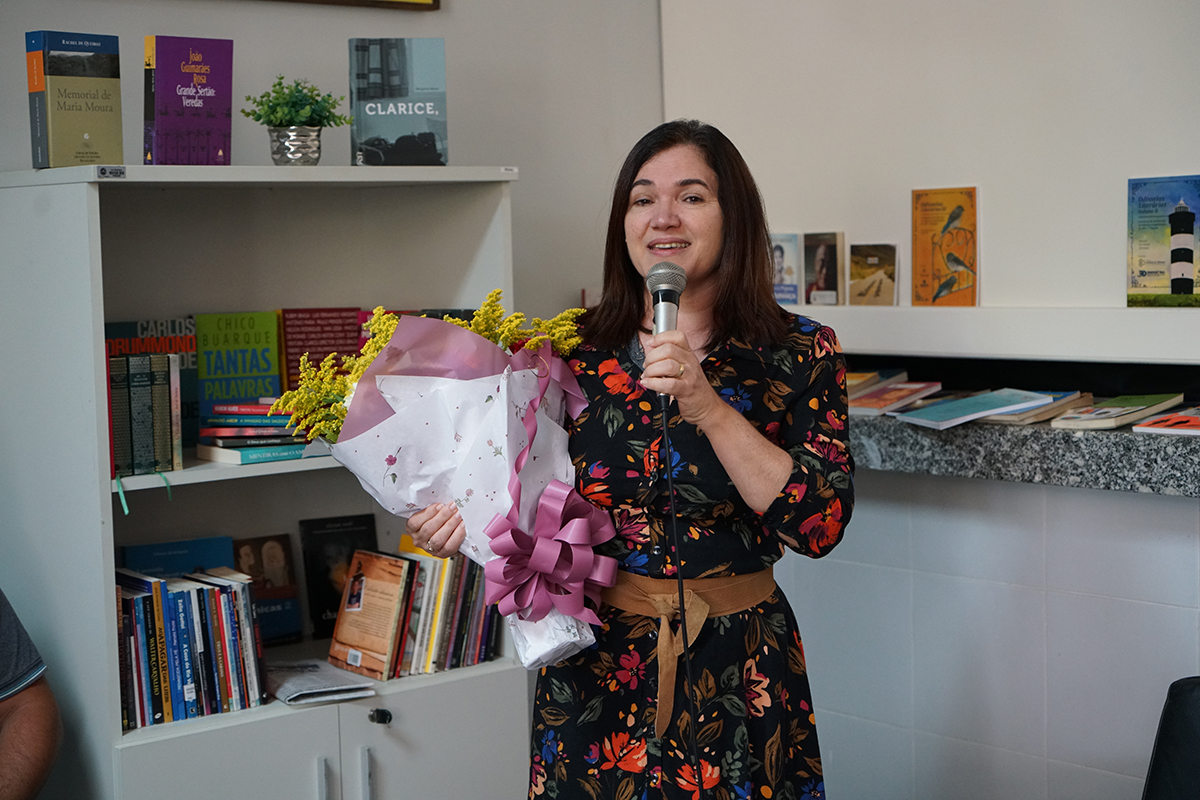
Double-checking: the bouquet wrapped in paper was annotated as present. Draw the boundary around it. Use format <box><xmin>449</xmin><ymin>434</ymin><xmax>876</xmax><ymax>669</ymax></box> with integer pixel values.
<box><xmin>278</xmin><ymin>299</ymin><xmax>617</xmax><ymax>669</ymax></box>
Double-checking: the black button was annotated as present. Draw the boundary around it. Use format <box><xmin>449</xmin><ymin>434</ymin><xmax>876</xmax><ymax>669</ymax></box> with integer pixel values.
<box><xmin>651</xmin><ymin>545</ymin><xmax>663</xmax><ymax>556</ymax></box>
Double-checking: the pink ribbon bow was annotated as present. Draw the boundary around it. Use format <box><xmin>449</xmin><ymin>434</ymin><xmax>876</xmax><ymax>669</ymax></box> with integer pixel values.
<box><xmin>484</xmin><ymin>480</ymin><xmax>619</xmax><ymax>624</ymax></box>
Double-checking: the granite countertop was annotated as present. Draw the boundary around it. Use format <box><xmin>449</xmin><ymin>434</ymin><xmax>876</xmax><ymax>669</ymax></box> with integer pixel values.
<box><xmin>848</xmin><ymin>415</ymin><xmax>1200</xmax><ymax>497</ymax></box>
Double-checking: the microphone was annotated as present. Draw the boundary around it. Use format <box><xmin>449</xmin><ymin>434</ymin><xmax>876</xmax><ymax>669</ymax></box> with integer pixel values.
<box><xmin>646</xmin><ymin>261</ymin><xmax>687</xmax><ymax>335</ymax></box>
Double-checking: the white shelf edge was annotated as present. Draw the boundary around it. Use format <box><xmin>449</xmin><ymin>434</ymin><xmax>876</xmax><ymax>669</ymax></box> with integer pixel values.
<box><xmin>0</xmin><ymin>164</ymin><xmax>519</xmax><ymax>190</ymax></box>
<box><xmin>799</xmin><ymin>305</ymin><xmax>1200</xmax><ymax>364</ymax></box>
<box><xmin>112</xmin><ymin>454</ymin><xmax>341</xmax><ymax>492</ymax></box>
<box><xmin>113</xmin><ymin>657</ymin><xmax>522</xmax><ymax>747</ymax></box>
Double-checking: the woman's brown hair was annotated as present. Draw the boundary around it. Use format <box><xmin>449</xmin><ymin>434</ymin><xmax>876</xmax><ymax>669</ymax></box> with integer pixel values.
<box><xmin>583</xmin><ymin>119</ymin><xmax>790</xmax><ymax>352</ymax></box>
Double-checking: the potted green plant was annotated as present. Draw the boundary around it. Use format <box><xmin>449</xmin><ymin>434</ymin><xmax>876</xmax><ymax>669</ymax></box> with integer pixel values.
<box><xmin>242</xmin><ymin>76</ymin><xmax>352</xmax><ymax>166</ymax></box>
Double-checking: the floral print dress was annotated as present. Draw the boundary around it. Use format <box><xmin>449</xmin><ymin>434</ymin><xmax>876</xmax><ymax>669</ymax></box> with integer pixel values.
<box><xmin>529</xmin><ymin>314</ymin><xmax>855</xmax><ymax>800</ymax></box>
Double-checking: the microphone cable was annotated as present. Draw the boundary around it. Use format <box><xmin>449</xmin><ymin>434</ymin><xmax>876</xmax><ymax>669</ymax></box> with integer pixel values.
<box><xmin>659</xmin><ymin>391</ymin><xmax>708</xmax><ymax>800</ymax></box>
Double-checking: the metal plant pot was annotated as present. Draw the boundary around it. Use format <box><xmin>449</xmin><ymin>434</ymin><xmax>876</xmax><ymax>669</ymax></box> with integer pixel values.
<box><xmin>268</xmin><ymin>126</ymin><xmax>322</xmax><ymax>166</ymax></box>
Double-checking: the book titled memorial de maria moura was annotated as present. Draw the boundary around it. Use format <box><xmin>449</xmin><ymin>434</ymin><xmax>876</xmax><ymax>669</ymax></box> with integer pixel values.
<box><xmin>1127</xmin><ymin>174</ymin><xmax>1200</xmax><ymax>307</ymax></box>
<box><xmin>26</xmin><ymin>30</ymin><xmax>123</xmax><ymax>168</ymax></box>
<box><xmin>349</xmin><ymin>38</ymin><xmax>447</xmax><ymax>166</ymax></box>
<box><xmin>144</xmin><ymin>36</ymin><xmax>233</xmax><ymax>165</ymax></box>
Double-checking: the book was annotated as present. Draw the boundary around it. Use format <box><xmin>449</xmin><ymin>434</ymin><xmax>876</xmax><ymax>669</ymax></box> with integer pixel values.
<box><xmin>803</xmin><ymin>232</ymin><xmax>845</xmax><ymax>305</ymax></box>
<box><xmin>328</xmin><ymin>550</ymin><xmax>413</xmax><ymax>680</ymax></box>
<box><xmin>265</xmin><ymin>659</ymin><xmax>376</xmax><ymax>706</ymax></box>
<box><xmin>349</xmin><ymin>38</ymin><xmax>448</xmax><ymax>166</ymax></box>
<box><xmin>202</xmin><ymin>414</ymin><xmax>295</xmax><ymax>427</ymax></box>
<box><xmin>109</xmin><ymin>356</ymin><xmax>133</xmax><ymax>478</ymax></box>
<box><xmin>231</xmin><ymin>534</ymin><xmax>303</xmax><ymax>646</ymax></box>
<box><xmin>1132</xmin><ymin>406</ymin><xmax>1200</xmax><ymax>435</ymax></box>
<box><xmin>277</xmin><ymin>308</ymin><xmax>362</xmax><ymax>392</ymax></box>
<box><xmin>26</xmin><ymin>31</ymin><xmax>122</xmax><ymax>169</ymax></box>
<box><xmin>208</xmin><ymin>403</ymin><xmax>276</xmax><ymax>416</ymax></box>
<box><xmin>1127</xmin><ymin>175</ymin><xmax>1200</xmax><ymax>306</ymax></box>
<box><xmin>195</xmin><ymin>568</ymin><xmax>267</xmax><ymax>707</ymax></box>
<box><xmin>200</xmin><ymin>426</ymin><xmax>297</xmax><ymax>438</ymax></box>
<box><xmin>849</xmin><ymin>381</ymin><xmax>942</xmax><ymax>416</ymax></box>
<box><xmin>122</xmin><ymin>536</ymin><xmax>234</xmax><ymax>578</ymax></box>
<box><xmin>891</xmin><ymin>388</ymin><xmax>1053</xmax><ymax>430</ymax></box>
<box><xmin>846</xmin><ymin>368</ymin><xmax>909</xmax><ymax>400</ymax></box>
<box><xmin>203</xmin><ymin>435</ymin><xmax>308</xmax><ymax>448</ymax></box>
<box><xmin>980</xmin><ymin>391</ymin><xmax>1092</xmax><ymax>425</ymax></box>
<box><xmin>186</xmin><ymin>573</ymin><xmax>245</xmax><ymax>710</ymax></box>
<box><xmin>1050</xmin><ymin>393</ymin><xmax>1185</xmax><ymax>430</ymax></box>
<box><xmin>195</xmin><ymin>312</ymin><xmax>282</xmax><ymax>419</ymax></box>
<box><xmin>300</xmin><ymin>514</ymin><xmax>379</xmax><ymax>639</ymax></box>
<box><xmin>150</xmin><ymin>353</ymin><xmax>172</xmax><ymax>472</ymax></box>
<box><xmin>167</xmin><ymin>354</ymin><xmax>183</xmax><ymax>471</ymax></box>
<box><xmin>195</xmin><ymin>443</ymin><xmax>308</xmax><ymax>464</ymax></box>
<box><xmin>115</xmin><ymin>568</ymin><xmax>173</xmax><ymax>723</ymax></box>
<box><xmin>127</xmin><ymin>355</ymin><xmax>155</xmax><ymax>475</ymax></box>
<box><xmin>105</xmin><ymin>318</ymin><xmax>199</xmax><ymax>447</ymax></box>
<box><xmin>163</xmin><ymin>579</ymin><xmax>201</xmax><ymax>719</ymax></box>
<box><xmin>848</xmin><ymin>244</ymin><xmax>899</xmax><ymax>305</ymax></box>
<box><xmin>143</xmin><ymin>36</ymin><xmax>233</xmax><ymax>165</ymax></box>
<box><xmin>770</xmin><ymin>232</ymin><xmax>801</xmax><ymax>306</ymax></box>
<box><xmin>912</xmin><ymin>187</ymin><xmax>977</xmax><ymax>306</ymax></box>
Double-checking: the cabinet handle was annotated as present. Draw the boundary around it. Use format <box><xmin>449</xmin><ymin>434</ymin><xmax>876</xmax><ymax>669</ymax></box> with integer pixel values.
<box><xmin>316</xmin><ymin>756</ymin><xmax>329</xmax><ymax>800</ymax></box>
<box><xmin>367</xmin><ymin>708</ymin><xmax>392</xmax><ymax>725</ymax></box>
<box><xmin>360</xmin><ymin>746</ymin><xmax>372</xmax><ymax>800</ymax></box>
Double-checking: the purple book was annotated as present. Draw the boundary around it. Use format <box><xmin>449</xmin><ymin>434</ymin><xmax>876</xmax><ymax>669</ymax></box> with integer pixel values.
<box><xmin>144</xmin><ymin>36</ymin><xmax>233</xmax><ymax>165</ymax></box>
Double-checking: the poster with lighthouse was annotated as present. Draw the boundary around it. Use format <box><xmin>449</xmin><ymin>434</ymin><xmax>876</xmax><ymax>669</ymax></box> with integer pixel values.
<box><xmin>1128</xmin><ymin>174</ymin><xmax>1200</xmax><ymax>307</ymax></box>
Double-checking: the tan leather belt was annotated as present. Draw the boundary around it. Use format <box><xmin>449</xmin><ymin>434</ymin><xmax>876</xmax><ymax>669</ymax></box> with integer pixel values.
<box><xmin>601</xmin><ymin>567</ymin><xmax>777</xmax><ymax>738</ymax></box>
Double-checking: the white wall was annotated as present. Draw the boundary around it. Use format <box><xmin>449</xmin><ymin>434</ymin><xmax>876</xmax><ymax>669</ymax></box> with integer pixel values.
<box><xmin>779</xmin><ymin>471</ymin><xmax>1198</xmax><ymax>800</ymax></box>
<box><xmin>0</xmin><ymin>0</ymin><xmax>664</xmax><ymax>319</ymax></box>
<box><xmin>661</xmin><ymin>2</ymin><xmax>1200</xmax><ymax>797</ymax></box>
<box><xmin>661</xmin><ymin>0</ymin><xmax>1199</xmax><ymax>309</ymax></box>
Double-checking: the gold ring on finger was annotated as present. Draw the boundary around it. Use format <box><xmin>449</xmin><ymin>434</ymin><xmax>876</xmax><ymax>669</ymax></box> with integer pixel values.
<box><xmin>676</xmin><ymin>363</ymin><xmax>685</xmax><ymax>378</ymax></box>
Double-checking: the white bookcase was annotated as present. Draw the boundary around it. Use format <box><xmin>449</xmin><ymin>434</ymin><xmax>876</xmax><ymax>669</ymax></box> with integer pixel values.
<box><xmin>0</xmin><ymin>165</ymin><xmax>529</xmax><ymax>799</ymax></box>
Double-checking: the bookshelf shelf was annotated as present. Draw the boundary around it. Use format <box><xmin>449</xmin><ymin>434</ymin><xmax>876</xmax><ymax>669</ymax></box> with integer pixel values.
<box><xmin>806</xmin><ymin>306</ymin><xmax>1200</xmax><ymax>365</ymax></box>
<box><xmin>0</xmin><ymin>168</ymin><xmax>529</xmax><ymax>799</ymax></box>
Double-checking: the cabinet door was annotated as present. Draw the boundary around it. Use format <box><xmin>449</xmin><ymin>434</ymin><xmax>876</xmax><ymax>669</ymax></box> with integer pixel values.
<box><xmin>116</xmin><ymin>704</ymin><xmax>342</xmax><ymax>800</ymax></box>
<box><xmin>339</xmin><ymin>665</ymin><xmax>529</xmax><ymax>800</ymax></box>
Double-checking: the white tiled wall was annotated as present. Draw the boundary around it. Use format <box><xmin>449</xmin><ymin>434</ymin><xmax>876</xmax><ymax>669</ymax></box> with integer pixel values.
<box><xmin>782</xmin><ymin>469</ymin><xmax>1200</xmax><ymax>800</ymax></box>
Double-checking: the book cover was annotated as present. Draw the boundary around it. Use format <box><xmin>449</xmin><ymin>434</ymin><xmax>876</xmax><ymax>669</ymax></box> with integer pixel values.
<box><xmin>1127</xmin><ymin>175</ymin><xmax>1200</xmax><ymax>306</ymax></box>
<box><xmin>848</xmin><ymin>368</ymin><xmax>908</xmax><ymax>400</ymax></box>
<box><xmin>277</xmin><ymin>308</ymin><xmax>363</xmax><ymax>392</ymax></box>
<box><xmin>913</xmin><ymin>187</ymin><xmax>977</xmax><ymax>306</ymax></box>
<box><xmin>195</xmin><ymin>312</ymin><xmax>282</xmax><ymax>419</ymax></box>
<box><xmin>980</xmin><ymin>391</ymin><xmax>1091</xmax><ymax>425</ymax></box>
<box><xmin>202</xmin><ymin>414</ymin><xmax>294</xmax><ymax>427</ymax></box>
<box><xmin>231</xmin><ymin>534</ymin><xmax>303</xmax><ymax>646</ymax></box>
<box><xmin>109</xmin><ymin>356</ymin><xmax>133</xmax><ymax>477</ymax></box>
<box><xmin>150</xmin><ymin>353</ymin><xmax>172</xmax><ymax>472</ymax></box>
<box><xmin>26</xmin><ymin>31</ymin><xmax>122</xmax><ymax>169</ymax></box>
<box><xmin>122</xmin><ymin>535</ymin><xmax>234</xmax><ymax>578</ymax></box>
<box><xmin>105</xmin><ymin>318</ymin><xmax>199</xmax><ymax>447</ymax></box>
<box><xmin>848</xmin><ymin>244</ymin><xmax>899</xmax><ymax>305</ymax></box>
<box><xmin>770</xmin><ymin>232</ymin><xmax>801</xmax><ymax>307</ymax></box>
<box><xmin>127</xmin><ymin>355</ymin><xmax>156</xmax><ymax>475</ymax></box>
<box><xmin>349</xmin><ymin>38</ymin><xmax>448</xmax><ymax>166</ymax></box>
<box><xmin>300</xmin><ymin>514</ymin><xmax>379</xmax><ymax>639</ymax></box>
<box><xmin>848</xmin><ymin>381</ymin><xmax>942</xmax><ymax>416</ymax></box>
<box><xmin>803</xmin><ymin>232</ymin><xmax>845</xmax><ymax>305</ymax></box>
<box><xmin>891</xmin><ymin>388</ymin><xmax>1053</xmax><ymax>430</ymax></box>
<box><xmin>1132</xmin><ymin>406</ymin><xmax>1200</xmax><ymax>435</ymax></box>
<box><xmin>1050</xmin><ymin>393</ymin><xmax>1185</xmax><ymax>430</ymax></box>
<box><xmin>204</xmin><ymin>435</ymin><xmax>308</xmax><ymax>448</ymax></box>
<box><xmin>328</xmin><ymin>550</ymin><xmax>412</xmax><ymax>680</ymax></box>
<box><xmin>143</xmin><ymin>36</ymin><xmax>233</xmax><ymax>165</ymax></box>
<box><xmin>195</xmin><ymin>443</ymin><xmax>307</xmax><ymax>464</ymax></box>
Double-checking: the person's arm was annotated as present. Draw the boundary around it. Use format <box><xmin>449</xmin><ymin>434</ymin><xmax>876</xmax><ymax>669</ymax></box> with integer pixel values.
<box><xmin>0</xmin><ymin>676</ymin><xmax>62</xmax><ymax>800</ymax></box>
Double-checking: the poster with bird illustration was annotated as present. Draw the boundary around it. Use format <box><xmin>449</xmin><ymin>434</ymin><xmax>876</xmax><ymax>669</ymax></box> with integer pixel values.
<box><xmin>912</xmin><ymin>187</ymin><xmax>977</xmax><ymax>305</ymax></box>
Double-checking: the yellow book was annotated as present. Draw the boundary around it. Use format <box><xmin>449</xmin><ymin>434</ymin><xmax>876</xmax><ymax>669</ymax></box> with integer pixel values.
<box><xmin>913</xmin><ymin>187</ymin><xmax>977</xmax><ymax>306</ymax></box>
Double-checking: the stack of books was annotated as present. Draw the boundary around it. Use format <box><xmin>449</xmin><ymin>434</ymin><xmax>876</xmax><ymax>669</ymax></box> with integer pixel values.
<box><xmin>328</xmin><ymin>547</ymin><xmax>501</xmax><ymax>682</ymax></box>
<box><xmin>890</xmin><ymin>388</ymin><xmax>1054</xmax><ymax>430</ymax></box>
<box><xmin>196</xmin><ymin>401</ymin><xmax>309</xmax><ymax>465</ymax></box>
<box><xmin>108</xmin><ymin>353</ymin><xmax>185</xmax><ymax>478</ymax></box>
<box><xmin>116</xmin><ymin>566</ymin><xmax>265</xmax><ymax>731</ymax></box>
<box><xmin>1050</xmin><ymin>393</ymin><xmax>1184</xmax><ymax>430</ymax></box>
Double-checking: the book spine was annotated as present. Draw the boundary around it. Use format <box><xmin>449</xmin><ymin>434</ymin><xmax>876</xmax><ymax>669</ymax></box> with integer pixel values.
<box><xmin>127</xmin><ymin>601</ymin><xmax>145</xmax><ymax>728</ymax></box>
<box><xmin>175</xmin><ymin>592</ymin><xmax>199</xmax><ymax>718</ymax></box>
<box><xmin>443</xmin><ymin>556</ymin><xmax>469</xmax><ymax>670</ymax></box>
<box><xmin>183</xmin><ymin>589</ymin><xmax>208</xmax><ymax>716</ymax></box>
<box><xmin>150</xmin><ymin>353</ymin><xmax>172</xmax><ymax>472</ymax></box>
<box><xmin>398</xmin><ymin>563</ymin><xmax>426</xmax><ymax>676</ymax></box>
<box><xmin>237</xmin><ymin>582</ymin><xmax>265</xmax><ymax>706</ymax></box>
<box><xmin>143</xmin><ymin>37</ymin><xmax>155</xmax><ymax>164</ymax></box>
<box><xmin>168</xmin><ymin>353</ymin><xmax>183</xmax><ymax>471</ymax></box>
<box><xmin>204</xmin><ymin>588</ymin><xmax>231</xmax><ymax>713</ymax></box>
<box><xmin>162</xmin><ymin>591</ymin><xmax>184</xmax><ymax>721</ymax></box>
<box><xmin>109</xmin><ymin>357</ymin><xmax>133</xmax><ymax>477</ymax></box>
<box><xmin>209</xmin><ymin>404</ymin><xmax>276</xmax><ymax>415</ymax></box>
<box><xmin>130</xmin><ymin>596</ymin><xmax>150</xmax><ymax>725</ymax></box>
<box><xmin>117</xmin><ymin>587</ymin><xmax>130</xmax><ymax>731</ymax></box>
<box><xmin>221</xmin><ymin>588</ymin><xmax>246</xmax><ymax>710</ymax></box>
<box><xmin>128</xmin><ymin>355</ymin><xmax>155</xmax><ymax>475</ymax></box>
<box><xmin>139</xmin><ymin>594</ymin><xmax>165</xmax><ymax>724</ymax></box>
<box><xmin>25</xmin><ymin>32</ymin><xmax>48</xmax><ymax>169</ymax></box>
<box><xmin>191</xmin><ymin>588</ymin><xmax>215</xmax><ymax>715</ymax></box>
<box><xmin>202</xmin><ymin>415</ymin><xmax>294</xmax><ymax>427</ymax></box>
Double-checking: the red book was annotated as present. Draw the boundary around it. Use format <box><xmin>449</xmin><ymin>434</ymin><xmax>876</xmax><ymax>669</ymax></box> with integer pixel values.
<box><xmin>278</xmin><ymin>308</ymin><xmax>363</xmax><ymax>392</ymax></box>
<box><xmin>199</xmin><ymin>426</ymin><xmax>294</xmax><ymax>437</ymax></box>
